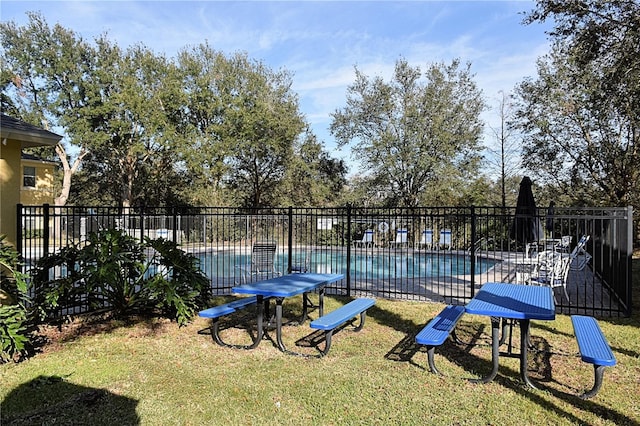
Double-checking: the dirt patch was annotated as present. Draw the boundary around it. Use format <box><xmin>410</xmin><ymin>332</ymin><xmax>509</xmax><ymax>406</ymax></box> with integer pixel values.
<box><xmin>33</xmin><ymin>313</ymin><xmax>174</xmax><ymax>355</ymax></box>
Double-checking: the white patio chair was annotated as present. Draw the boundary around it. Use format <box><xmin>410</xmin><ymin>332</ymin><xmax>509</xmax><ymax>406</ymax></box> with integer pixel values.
<box><xmin>529</xmin><ymin>251</ymin><xmax>572</xmax><ymax>303</ymax></box>
<box><xmin>556</xmin><ymin>235</ymin><xmax>572</xmax><ymax>253</ymax></box>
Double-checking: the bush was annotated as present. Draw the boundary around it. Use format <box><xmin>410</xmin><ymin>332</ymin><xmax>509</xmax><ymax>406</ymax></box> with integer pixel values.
<box><xmin>0</xmin><ymin>235</ymin><xmax>31</xmax><ymax>362</ymax></box>
<box><xmin>31</xmin><ymin>229</ymin><xmax>210</xmax><ymax>326</ymax></box>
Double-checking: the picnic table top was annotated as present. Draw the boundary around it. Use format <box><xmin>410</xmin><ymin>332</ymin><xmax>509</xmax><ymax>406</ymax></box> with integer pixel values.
<box><xmin>465</xmin><ymin>282</ymin><xmax>555</xmax><ymax>321</ymax></box>
<box><xmin>232</xmin><ymin>273</ymin><xmax>344</xmax><ymax>298</ymax></box>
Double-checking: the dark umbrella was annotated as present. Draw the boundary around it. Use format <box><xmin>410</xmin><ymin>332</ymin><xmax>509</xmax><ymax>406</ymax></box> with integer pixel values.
<box><xmin>510</xmin><ymin>176</ymin><xmax>543</xmax><ymax>247</ymax></box>
<box><xmin>545</xmin><ymin>200</ymin><xmax>556</xmax><ymax>237</ymax></box>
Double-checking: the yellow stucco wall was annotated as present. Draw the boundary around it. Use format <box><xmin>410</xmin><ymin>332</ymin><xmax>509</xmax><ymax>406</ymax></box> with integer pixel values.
<box><xmin>20</xmin><ymin>158</ymin><xmax>56</xmax><ymax>205</ymax></box>
<box><xmin>0</xmin><ymin>139</ymin><xmax>22</xmax><ymax>245</ymax></box>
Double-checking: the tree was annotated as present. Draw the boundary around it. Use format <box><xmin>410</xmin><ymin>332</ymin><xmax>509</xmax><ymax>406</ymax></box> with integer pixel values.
<box><xmin>177</xmin><ymin>45</ymin><xmax>308</xmax><ymax>208</ymax></box>
<box><xmin>485</xmin><ymin>91</ymin><xmax>522</xmax><ymax>209</ymax></box>
<box><xmin>174</xmin><ymin>44</ymin><xmax>232</xmax><ymax>206</ymax></box>
<box><xmin>525</xmin><ymin>0</ymin><xmax>640</xmax><ymax>122</ymax></box>
<box><xmin>0</xmin><ymin>69</ymin><xmax>20</xmax><ymax>117</ymax></box>
<box><xmin>280</xmin><ymin>130</ymin><xmax>348</xmax><ymax>207</ymax></box>
<box><xmin>1</xmin><ymin>12</ymin><xmax>91</xmax><ymax>207</ymax></box>
<box><xmin>78</xmin><ymin>42</ymin><xmax>188</xmax><ymax>208</ymax></box>
<box><xmin>330</xmin><ymin>58</ymin><xmax>485</xmax><ymax>208</ymax></box>
<box><xmin>1</xmin><ymin>13</ymin><xmax>193</xmax><ymax>208</ymax></box>
<box><xmin>223</xmin><ymin>58</ymin><xmax>305</xmax><ymax>208</ymax></box>
<box><xmin>2</xmin><ymin>14</ymin><xmax>340</xmax><ymax>209</ymax></box>
<box><xmin>515</xmin><ymin>1</ymin><xmax>640</xmax><ymax>224</ymax></box>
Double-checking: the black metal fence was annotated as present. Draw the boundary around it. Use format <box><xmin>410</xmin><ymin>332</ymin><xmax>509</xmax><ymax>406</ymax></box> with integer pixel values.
<box><xmin>17</xmin><ymin>204</ymin><xmax>634</xmax><ymax>317</ymax></box>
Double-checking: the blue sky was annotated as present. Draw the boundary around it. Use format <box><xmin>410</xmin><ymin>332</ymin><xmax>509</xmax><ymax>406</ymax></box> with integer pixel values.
<box><xmin>2</xmin><ymin>1</ymin><xmax>552</xmax><ymax>175</ymax></box>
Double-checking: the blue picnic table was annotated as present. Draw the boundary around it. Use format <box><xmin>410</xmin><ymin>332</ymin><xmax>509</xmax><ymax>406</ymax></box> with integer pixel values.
<box><xmin>464</xmin><ymin>282</ymin><xmax>555</xmax><ymax>388</ymax></box>
<box><xmin>232</xmin><ymin>273</ymin><xmax>344</xmax><ymax>353</ymax></box>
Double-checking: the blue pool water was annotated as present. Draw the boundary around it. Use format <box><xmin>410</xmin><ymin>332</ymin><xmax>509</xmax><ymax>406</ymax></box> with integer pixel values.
<box><xmin>197</xmin><ymin>251</ymin><xmax>497</xmax><ymax>279</ymax></box>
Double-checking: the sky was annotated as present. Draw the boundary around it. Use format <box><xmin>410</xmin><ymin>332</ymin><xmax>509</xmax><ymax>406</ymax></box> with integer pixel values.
<box><xmin>1</xmin><ymin>1</ymin><xmax>553</xmax><ymax>176</ymax></box>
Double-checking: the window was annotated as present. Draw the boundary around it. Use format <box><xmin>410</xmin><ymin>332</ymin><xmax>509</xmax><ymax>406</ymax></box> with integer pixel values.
<box><xmin>23</xmin><ymin>166</ymin><xmax>36</xmax><ymax>188</ymax></box>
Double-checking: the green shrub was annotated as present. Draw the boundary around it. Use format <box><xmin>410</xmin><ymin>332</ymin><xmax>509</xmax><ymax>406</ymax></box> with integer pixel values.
<box><xmin>0</xmin><ymin>235</ymin><xmax>31</xmax><ymax>362</ymax></box>
<box><xmin>31</xmin><ymin>229</ymin><xmax>210</xmax><ymax>326</ymax></box>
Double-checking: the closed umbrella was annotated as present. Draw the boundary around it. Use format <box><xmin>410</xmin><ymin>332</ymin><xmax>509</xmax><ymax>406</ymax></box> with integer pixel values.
<box><xmin>510</xmin><ymin>176</ymin><xmax>543</xmax><ymax>249</ymax></box>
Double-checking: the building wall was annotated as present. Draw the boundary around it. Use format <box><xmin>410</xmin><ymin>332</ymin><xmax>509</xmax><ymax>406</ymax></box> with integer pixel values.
<box><xmin>0</xmin><ymin>139</ymin><xmax>22</xmax><ymax>245</ymax></box>
<box><xmin>20</xmin><ymin>158</ymin><xmax>55</xmax><ymax>205</ymax></box>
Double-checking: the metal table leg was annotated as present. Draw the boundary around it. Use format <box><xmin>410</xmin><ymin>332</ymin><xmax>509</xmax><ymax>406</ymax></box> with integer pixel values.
<box><xmin>301</xmin><ymin>286</ymin><xmax>326</xmax><ymax>322</ymax></box>
<box><xmin>470</xmin><ymin>316</ymin><xmax>501</xmax><ymax>383</ymax></box>
<box><xmin>301</xmin><ymin>293</ymin><xmax>310</xmax><ymax>322</ymax></box>
<box><xmin>318</xmin><ymin>286</ymin><xmax>325</xmax><ymax>317</ymax></box>
<box><xmin>519</xmin><ymin>319</ymin><xmax>538</xmax><ymax>389</ymax></box>
<box><xmin>275</xmin><ymin>297</ymin><xmax>287</xmax><ymax>352</ymax></box>
<box><xmin>249</xmin><ymin>295</ymin><xmax>266</xmax><ymax>349</ymax></box>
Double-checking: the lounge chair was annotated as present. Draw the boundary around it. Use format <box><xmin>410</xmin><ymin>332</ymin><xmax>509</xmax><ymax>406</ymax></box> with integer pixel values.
<box><xmin>389</xmin><ymin>228</ymin><xmax>408</xmax><ymax>248</ymax></box>
<box><xmin>353</xmin><ymin>230</ymin><xmax>374</xmax><ymax>248</ymax></box>
<box><xmin>569</xmin><ymin>235</ymin><xmax>591</xmax><ymax>271</ymax></box>
<box><xmin>237</xmin><ymin>241</ymin><xmax>281</xmax><ymax>283</ymax></box>
<box><xmin>417</xmin><ymin>230</ymin><xmax>434</xmax><ymax>250</ymax></box>
<box><xmin>439</xmin><ymin>229</ymin><xmax>452</xmax><ymax>250</ymax></box>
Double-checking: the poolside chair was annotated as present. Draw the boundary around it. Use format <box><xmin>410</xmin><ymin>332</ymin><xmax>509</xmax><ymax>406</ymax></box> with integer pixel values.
<box><xmin>438</xmin><ymin>229</ymin><xmax>452</xmax><ymax>250</ymax></box>
<box><xmin>554</xmin><ymin>235</ymin><xmax>572</xmax><ymax>253</ymax></box>
<box><xmin>569</xmin><ymin>235</ymin><xmax>592</xmax><ymax>271</ymax></box>
<box><xmin>237</xmin><ymin>241</ymin><xmax>281</xmax><ymax>283</ymax></box>
<box><xmin>353</xmin><ymin>229</ymin><xmax>374</xmax><ymax>248</ymax></box>
<box><xmin>389</xmin><ymin>228</ymin><xmax>408</xmax><ymax>248</ymax></box>
<box><xmin>417</xmin><ymin>230</ymin><xmax>434</xmax><ymax>250</ymax></box>
<box><xmin>529</xmin><ymin>251</ymin><xmax>572</xmax><ymax>303</ymax></box>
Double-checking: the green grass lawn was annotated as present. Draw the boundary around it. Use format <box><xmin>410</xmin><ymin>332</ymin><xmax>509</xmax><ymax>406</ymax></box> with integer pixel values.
<box><xmin>2</xmin><ymin>259</ymin><xmax>639</xmax><ymax>425</ymax></box>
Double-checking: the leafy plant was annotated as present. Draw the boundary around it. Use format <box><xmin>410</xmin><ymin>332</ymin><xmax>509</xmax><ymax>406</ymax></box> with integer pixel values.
<box><xmin>31</xmin><ymin>229</ymin><xmax>210</xmax><ymax>326</ymax></box>
<box><xmin>0</xmin><ymin>235</ymin><xmax>31</xmax><ymax>362</ymax></box>
<box><xmin>145</xmin><ymin>237</ymin><xmax>210</xmax><ymax>326</ymax></box>
<box><xmin>80</xmin><ymin>230</ymin><xmax>151</xmax><ymax>315</ymax></box>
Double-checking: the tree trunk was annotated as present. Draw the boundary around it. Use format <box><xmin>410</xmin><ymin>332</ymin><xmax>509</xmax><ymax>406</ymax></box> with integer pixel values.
<box><xmin>53</xmin><ymin>143</ymin><xmax>86</xmax><ymax>207</ymax></box>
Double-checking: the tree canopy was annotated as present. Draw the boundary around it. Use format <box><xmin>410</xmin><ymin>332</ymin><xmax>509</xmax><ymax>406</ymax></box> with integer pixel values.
<box><xmin>515</xmin><ymin>0</ymin><xmax>639</xmax><ymax>215</ymax></box>
<box><xmin>330</xmin><ymin>59</ymin><xmax>486</xmax><ymax>208</ymax></box>
<box><xmin>1</xmin><ymin>13</ymin><xmax>344</xmax><ymax>208</ymax></box>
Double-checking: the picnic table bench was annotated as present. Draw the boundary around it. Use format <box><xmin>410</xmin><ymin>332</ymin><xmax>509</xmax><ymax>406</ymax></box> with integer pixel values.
<box><xmin>571</xmin><ymin>315</ymin><xmax>617</xmax><ymax>399</ymax></box>
<box><xmin>415</xmin><ymin>305</ymin><xmax>465</xmax><ymax>374</ymax></box>
<box><xmin>198</xmin><ymin>296</ymin><xmax>268</xmax><ymax>348</ymax></box>
<box><xmin>310</xmin><ymin>298</ymin><xmax>376</xmax><ymax>356</ymax></box>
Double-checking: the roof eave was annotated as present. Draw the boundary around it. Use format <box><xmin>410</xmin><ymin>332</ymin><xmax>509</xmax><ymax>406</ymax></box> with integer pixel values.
<box><xmin>1</xmin><ymin>130</ymin><xmax>62</xmax><ymax>148</ymax></box>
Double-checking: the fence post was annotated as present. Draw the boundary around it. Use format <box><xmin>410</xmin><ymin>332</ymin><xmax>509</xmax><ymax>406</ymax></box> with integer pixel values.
<box><xmin>139</xmin><ymin>207</ymin><xmax>145</xmax><ymax>243</ymax></box>
<box><xmin>625</xmin><ymin>205</ymin><xmax>633</xmax><ymax>316</ymax></box>
<box><xmin>346</xmin><ymin>204</ymin><xmax>352</xmax><ymax>297</ymax></box>
<box><xmin>16</xmin><ymin>203</ymin><xmax>23</xmax><ymax>256</ymax></box>
<box><xmin>287</xmin><ymin>206</ymin><xmax>293</xmax><ymax>273</ymax></box>
<box><xmin>42</xmin><ymin>203</ymin><xmax>50</xmax><ymax>256</ymax></box>
<box><xmin>470</xmin><ymin>206</ymin><xmax>477</xmax><ymax>293</ymax></box>
<box><xmin>172</xmin><ymin>206</ymin><xmax>178</xmax><ymax>243</ymax></box>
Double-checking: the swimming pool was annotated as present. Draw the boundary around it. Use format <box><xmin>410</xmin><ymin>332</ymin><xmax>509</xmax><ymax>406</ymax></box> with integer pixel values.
<box><xmin>197</xmin><ymin>251</ymin><xmax>498</xmax><ymax>279</ymax></box>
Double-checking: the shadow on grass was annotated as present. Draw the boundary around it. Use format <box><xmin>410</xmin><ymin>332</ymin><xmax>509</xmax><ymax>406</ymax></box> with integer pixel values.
<box><xmin>388</xmin><ymin>317</ymin><xmax>640</xmax><ymax>426</ymax></box>
<box><xmin>1</xmin><ymin>375</ymin><xmax>140</xmax><ymax>425</ymax></box>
